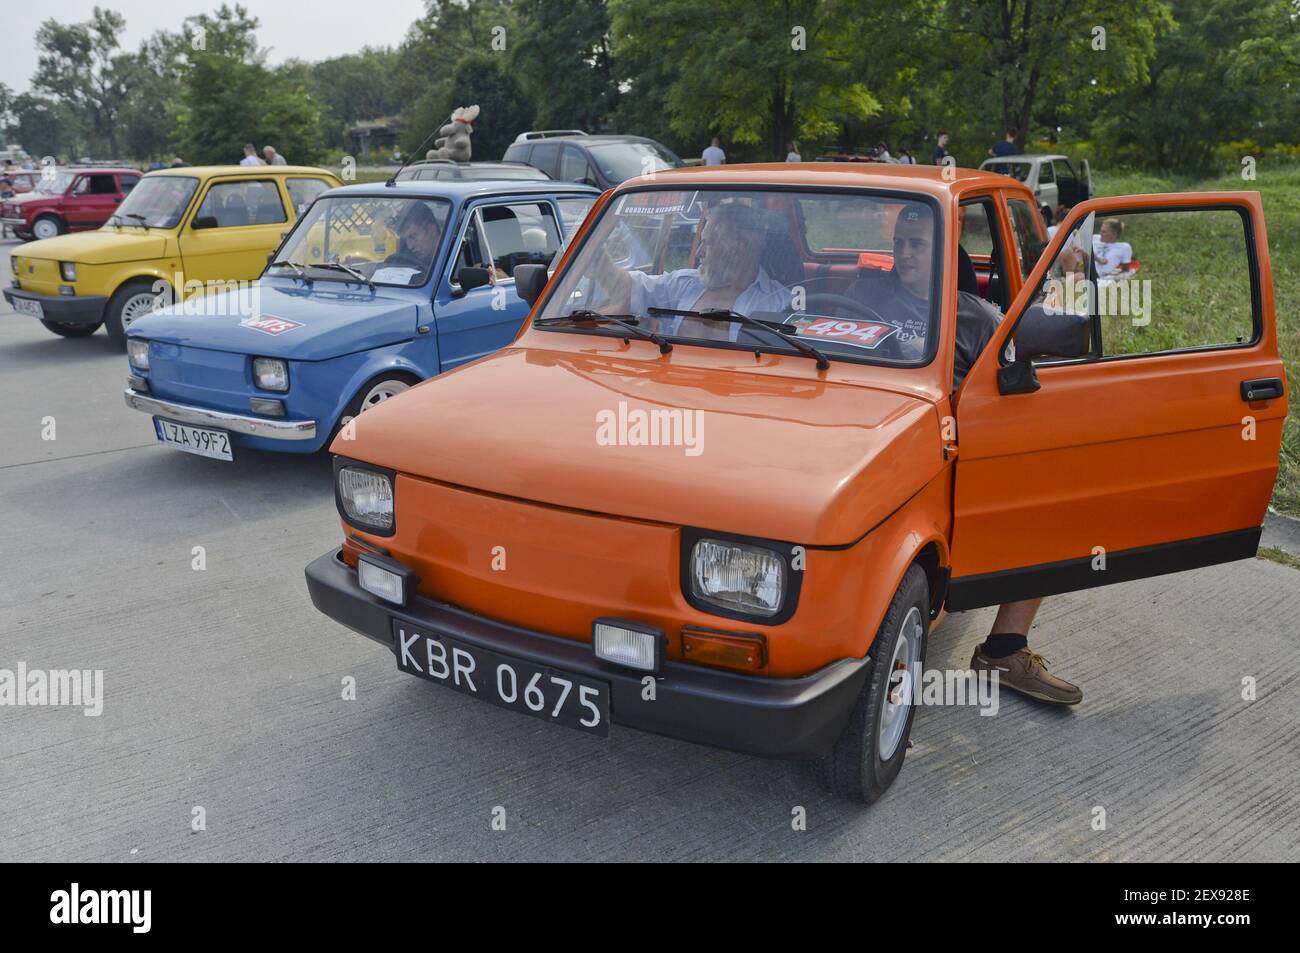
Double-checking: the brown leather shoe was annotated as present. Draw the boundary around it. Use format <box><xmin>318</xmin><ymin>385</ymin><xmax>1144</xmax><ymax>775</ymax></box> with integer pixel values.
<box><xmin>970</xmin><ymin>645</ymin><xmax>1083</xmax><ymax>705</ymax></box>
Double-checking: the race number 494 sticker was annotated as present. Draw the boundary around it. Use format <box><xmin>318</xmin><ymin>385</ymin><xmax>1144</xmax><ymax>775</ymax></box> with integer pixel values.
<box><xmin>241</xmin><ymin>314</ymin><xmax>303</xmax><ymax>336</ymax></box>
<box><xmin>796</xmin><ymin>319</ymin><xmax>898</xmax><ymax>350</ymax></box>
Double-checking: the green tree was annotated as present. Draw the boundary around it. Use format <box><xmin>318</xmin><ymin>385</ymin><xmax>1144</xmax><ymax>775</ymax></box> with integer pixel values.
<box><xmin>1092</xmin><ymin>0</ymin><xmax>1295</xmax><ymax>169</ymax></box>
<box><xmin>7</xmin><ymin>94</ymin><xmax>81</xmax><ymax>159</ymax></box>
<box><xmin>396</xmin><ymin>0</ymin><xmax>516</xmax><ymax>154</ymax></box>
<box><xmin>610</xmin><ymin>0</ymin><xmax>879</xmax><ymax>160</ymax></box>
<box><xmin>172</xmin><ymin>5</ymin><xmax>323</xmax><ymax>164</ymax></box>
<box><xmin>31</xmin><ymin>6</ymin><xmax>139</xmax><ymax>158</ymax></box>
<box><xmin>119</xmin><ymin>31</ymin><xmax>188</xmax><ymax>163</ymax></box>
<box><xmin>909</xmin><ymin>0</ymin><xmax>1170</xmax><ymax>165</ymax></box>
<box><xmin>309</xmin><ymin>48</ymin><xmax>404</xmax><ymax>150</ymax></box>
<box><xmin>510</xmin><ymin>0</ymin><xmax>617</xmax><ymax>132</ymax></box>
<box><xmin>404</xmin><ymin>52</ymin><xmax>533</xmax><ymax>160</ymax></box>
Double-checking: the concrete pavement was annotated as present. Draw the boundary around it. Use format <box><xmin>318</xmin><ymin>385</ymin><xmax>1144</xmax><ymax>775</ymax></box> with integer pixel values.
<box><xmin>1</xmin><ymin>237</ymin><xmax>1298</xmax><ymax>862</ymax></box>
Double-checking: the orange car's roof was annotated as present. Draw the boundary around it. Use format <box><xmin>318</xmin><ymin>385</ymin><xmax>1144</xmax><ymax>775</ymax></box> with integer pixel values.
<box><xmin>618</xmin><ymin>162</ymin><xmax>1015</xmax><ymax>201</ymax></box>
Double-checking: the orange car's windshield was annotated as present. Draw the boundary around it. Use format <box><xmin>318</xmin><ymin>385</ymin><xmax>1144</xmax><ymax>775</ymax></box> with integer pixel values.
<box><xmin>536</xmin><ymin>187</ymin><xmax>942</xmax><ymax>366</ymax></box>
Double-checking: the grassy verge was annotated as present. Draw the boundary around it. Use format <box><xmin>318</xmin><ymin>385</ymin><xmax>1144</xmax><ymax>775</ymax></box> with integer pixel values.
<box><xmin>1094</xmin><ymin>166</ymin><xmax>1299</xmax><ymax>516</ymax></box>
<box><xmin>1259</xmin><ymin>546</ymin><xmax>1300</xmax><ymax>570</ymax></box>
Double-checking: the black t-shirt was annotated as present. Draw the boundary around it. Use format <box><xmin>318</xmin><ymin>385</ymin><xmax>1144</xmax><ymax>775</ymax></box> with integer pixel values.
<box><xmin>843</xmin><ymin>271</ymin><xmax>1001</xmax><ymax>389</ymax></box>
<box><xmin>932</xmin><ymin>146</ymin><xmax>949</xmax><ymax>165</ymax></box>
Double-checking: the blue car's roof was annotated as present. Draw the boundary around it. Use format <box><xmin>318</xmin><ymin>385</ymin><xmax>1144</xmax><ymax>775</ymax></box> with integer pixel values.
<box><xmin>321</xmin><ymin>178</ymin><xmax>601</xmax><ymax>202</ymax></box>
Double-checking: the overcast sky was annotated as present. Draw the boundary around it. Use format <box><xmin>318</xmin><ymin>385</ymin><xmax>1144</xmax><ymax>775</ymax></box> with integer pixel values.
<box><xmin>3</xmin><ymin>0</ymin><xmax>427</xmax><ymax>93</ymax></box>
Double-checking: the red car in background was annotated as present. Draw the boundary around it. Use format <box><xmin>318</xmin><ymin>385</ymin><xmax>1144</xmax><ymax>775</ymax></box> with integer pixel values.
<box><xmin>1</xmin><ymin>167</ymin><xmax>141</xmax><ymax>241</ymax></box>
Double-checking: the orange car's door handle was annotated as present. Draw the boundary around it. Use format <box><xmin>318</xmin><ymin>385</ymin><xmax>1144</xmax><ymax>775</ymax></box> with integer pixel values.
<box><xmin>1241</xmin><ymin>378</ymin><xmax>1283</xmax><ymax>401</ymax></box>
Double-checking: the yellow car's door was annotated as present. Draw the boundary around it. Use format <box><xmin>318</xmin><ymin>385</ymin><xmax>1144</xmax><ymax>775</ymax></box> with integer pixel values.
<box><xmin>177</xmin><ymin>177</ymin><xmax>292</xmax><ymax>286</ymax></box>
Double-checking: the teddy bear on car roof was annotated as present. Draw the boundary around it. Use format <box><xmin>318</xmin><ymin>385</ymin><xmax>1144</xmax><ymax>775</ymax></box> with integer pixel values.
<box><xmin>426</xmin><ymin>105</ymin><xmax>480</xmax><ymax>163</ymax></box>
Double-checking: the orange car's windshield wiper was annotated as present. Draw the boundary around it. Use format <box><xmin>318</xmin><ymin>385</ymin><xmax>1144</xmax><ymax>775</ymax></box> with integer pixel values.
<box><xmin>536</xmin><ymin>309</ymin><xmax>673</xmax><ymax>354</ymax></box>
<box><xmin>648</xmin><ymin>307</ymin><xmax>830</xmax><ymax>370</ymax></box>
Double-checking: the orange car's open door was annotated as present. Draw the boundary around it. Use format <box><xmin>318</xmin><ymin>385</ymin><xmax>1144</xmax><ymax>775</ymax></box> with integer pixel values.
<box><xmin>946</xmin><ymin>192</ymin><xmax>1287</xmax><ymax>610</ymax></box>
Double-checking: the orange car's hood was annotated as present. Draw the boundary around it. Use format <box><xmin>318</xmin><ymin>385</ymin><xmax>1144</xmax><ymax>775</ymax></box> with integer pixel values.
<box><xmin>339</xmin><ymin>348</ymin><xmax>943</xmax><ymax>545</ymax></box>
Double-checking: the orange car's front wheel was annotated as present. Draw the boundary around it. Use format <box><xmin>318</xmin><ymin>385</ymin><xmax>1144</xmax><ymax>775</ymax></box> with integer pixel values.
<box><xmin>814</xmin><ymin>564</ymin><xmax>929</xmax><ymax>804</ymax></box>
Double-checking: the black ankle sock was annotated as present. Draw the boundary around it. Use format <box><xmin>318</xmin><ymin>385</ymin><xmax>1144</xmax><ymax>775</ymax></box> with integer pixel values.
<box><xmin>982</xmin><ymin>632</ymin><xmax>1028</xmax><ymax>658</ymax></box>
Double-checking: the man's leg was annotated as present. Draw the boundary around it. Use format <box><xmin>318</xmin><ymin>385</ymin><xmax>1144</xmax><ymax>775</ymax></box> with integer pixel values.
<box><xmin>970</xmin><ymin>598</ymin><xmax>1083</xmax><ymax>705</ymax></box>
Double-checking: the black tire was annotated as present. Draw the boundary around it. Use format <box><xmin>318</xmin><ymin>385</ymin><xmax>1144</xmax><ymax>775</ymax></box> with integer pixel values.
<box><xmin>31</xmin><ymin>214</ymin><xmax>65</xmax><ymax>241</ymax></box>
<box><xmin>15</xmin><ymin>229</ymin><xmax>33</xmax><ymax>241</ymax></box>
<box><xmin>815</xmin><ymin>564</ymin><xmax>930</xmax><ymax>804</ymax></box>
<box><xmin>104</xmin><ymin>279</ymin><xmax>162</xmax><ymax>347</ymax></box>
<box><xmin>40</xmin><ymin>319</ymin><xmax>101</xmax><ymax>338</ymax></box>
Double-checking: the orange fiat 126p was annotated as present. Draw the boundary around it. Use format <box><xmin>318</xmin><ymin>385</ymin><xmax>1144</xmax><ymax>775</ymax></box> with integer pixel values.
<box><xmin>306</xmin><ymin>164</ymin><xmax>1287</xmax><ymax>803</ymax></box>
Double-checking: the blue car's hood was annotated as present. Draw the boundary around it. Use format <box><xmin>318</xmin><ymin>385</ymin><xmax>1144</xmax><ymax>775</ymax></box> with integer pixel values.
<box><xmin>128</xmin><ymin>280</ymin><xmax>420</xmax><ymax>360</ymax></box>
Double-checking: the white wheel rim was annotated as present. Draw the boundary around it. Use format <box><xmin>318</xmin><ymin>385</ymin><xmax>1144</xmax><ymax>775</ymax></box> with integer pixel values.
<box><xmin>119</xmin><ymin>292</ymin><xmax>160</xmax><ymax>329</ymax></box>
<box><xmin>878</xmin><ymin>605</ymin><xmax>923</xmax><ymax>760</ymax></box>
<box><xmin>340</xmin><ymin>379</ymin><xmax>409</xmax><ymax>427</ymax></box>
<box><xmin>34</xmin><ymin>219</ymin><xmax>59</xmax><ymax>239</ymax></box>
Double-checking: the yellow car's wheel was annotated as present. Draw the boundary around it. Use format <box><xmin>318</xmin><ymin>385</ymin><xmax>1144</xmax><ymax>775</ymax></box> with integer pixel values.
<box><xmin>105</xmin><ymin>280</ymin><xmax>163</xmax><ymax>348</ymax></box>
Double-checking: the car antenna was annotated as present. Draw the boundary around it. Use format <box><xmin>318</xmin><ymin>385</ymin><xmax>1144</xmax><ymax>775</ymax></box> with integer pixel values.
<box><xmin>386</xmin><ymin>128</ymin><xmax>442</xmax><ymax>187</ymax></box>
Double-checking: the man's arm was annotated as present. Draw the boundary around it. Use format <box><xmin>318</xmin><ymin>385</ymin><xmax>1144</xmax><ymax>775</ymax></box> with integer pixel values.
<box><xmin>953</xmin><ymin>292</ymin><xmax>1003</xmax><ymax>390</ymax></box>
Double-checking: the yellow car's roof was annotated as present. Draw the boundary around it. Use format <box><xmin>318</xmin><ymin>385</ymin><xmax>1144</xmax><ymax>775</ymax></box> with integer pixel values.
<box><xmin>146</xmin><ymin>165</ymin><xmax>338</xmax><ymax>180</ymax></box>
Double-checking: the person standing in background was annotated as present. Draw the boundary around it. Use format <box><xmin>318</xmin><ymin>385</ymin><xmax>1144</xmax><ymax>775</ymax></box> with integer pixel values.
<box><xmin>240</xmin><ymin>144</ymin><xmax>265</xmax><ymax>166</ymax></box>
<box><xmin>263</xmin><ymin>145</ymin><xmax>287</xmax><ymax>166</ymax></box>
<box><xmin>702</xmin><ymin>137</ymin><xmax>726</xmax><ymax>166</ymax></box>
<box><xmin>898</xmin><ymin>148</ymin><xmax>916</xmax><ymax>164</ymax></box>
<box><xmin>988</xmin><ymin>130</ymin><xmax>1018</xmax><ymax>157</ymax></box>
<box><xmin>785</xmin><ymin>141</ymin><xmax>801</xmax><ymax>162</ymax></box>
<box><xmin>932</xmin><ymin>132</ymin><xmax>951</xmax><ymax>165</ymax></box>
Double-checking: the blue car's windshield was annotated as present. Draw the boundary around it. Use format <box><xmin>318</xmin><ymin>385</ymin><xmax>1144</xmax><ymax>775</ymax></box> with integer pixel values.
<box><xmin>271</xmin><ymin>195</ymin><xmax>453</xmax><ymax>287</ymax></box>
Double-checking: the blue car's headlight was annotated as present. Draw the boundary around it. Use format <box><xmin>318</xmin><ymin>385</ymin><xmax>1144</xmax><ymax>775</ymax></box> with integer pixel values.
<box><xmin>252</xmin><ymin>357</ymin><xmax>289</xmax><ymax>392</ymax></box>
<box><xmin>127</xmin><ymin>338</ymin><xmax>149</xmax><ymax>371</ymax></box>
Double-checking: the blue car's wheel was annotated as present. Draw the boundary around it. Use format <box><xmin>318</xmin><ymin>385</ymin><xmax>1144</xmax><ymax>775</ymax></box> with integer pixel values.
<box><xmin>334</xmin><ymin>374</ymin><xmax>419</xmax><ymax>440</ymax></box>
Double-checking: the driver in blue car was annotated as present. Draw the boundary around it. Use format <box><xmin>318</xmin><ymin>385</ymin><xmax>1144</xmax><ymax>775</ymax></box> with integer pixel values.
<box><xmin>386</xmin><ymin>202</ymin><xmax>443</xmax><ymax>271</ymax></box>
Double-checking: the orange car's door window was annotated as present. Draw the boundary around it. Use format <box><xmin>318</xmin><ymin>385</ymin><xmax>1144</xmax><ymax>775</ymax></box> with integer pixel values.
<box><xmin>947</xmin><ymin>194</ymin><xmax>1286</xmax><ymax>609</ymax></box>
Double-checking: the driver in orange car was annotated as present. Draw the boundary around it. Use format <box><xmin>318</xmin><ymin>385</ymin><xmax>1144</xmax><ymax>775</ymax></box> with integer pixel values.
<box><xmin>849</xmin><ymin>204</ymin><xmax>1084</xmax><ymax>706</ymax></box>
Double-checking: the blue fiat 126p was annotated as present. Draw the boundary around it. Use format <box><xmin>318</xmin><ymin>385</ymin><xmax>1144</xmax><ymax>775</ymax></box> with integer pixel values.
<box><xmin>123</xmin><ymin>178</ymin><xmax>599</xmax><ymax>459</ymax></box>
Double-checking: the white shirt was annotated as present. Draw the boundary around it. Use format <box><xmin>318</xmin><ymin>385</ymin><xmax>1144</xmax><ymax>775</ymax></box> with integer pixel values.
<box><xmin>785</xmin><ymin>152</ymin><xmax>801</xmax><ymax>162</ymax></box>
<box><xmin>627</xmin><ymin>266</ymin><xmax>791</xmax><ymax>341</ymax></box>
<box><xmin>701</xmin><ymin>146</ymin><xmax>726</xmax><ymax>166</ymax></box>
<box><xmin>1091</xmin><ymin>235</ymin><xmax>1133</xmax><ymax>277</ymax></box>
<box><xmin>268</xmin><ymin>154</ymin><xmax>287</xmax><ymax>166</ymax></box>
<box><xmin>240</xmin><ymin>155</ymin><xmax>265</xmax><ymax>166</ymax></box>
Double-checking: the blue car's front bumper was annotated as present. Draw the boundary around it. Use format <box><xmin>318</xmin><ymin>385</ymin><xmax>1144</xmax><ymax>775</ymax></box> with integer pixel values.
<box><xmin>124</xmin><ymin>386</ymin><xmax>320</xmax><ymax>451</ymax></box>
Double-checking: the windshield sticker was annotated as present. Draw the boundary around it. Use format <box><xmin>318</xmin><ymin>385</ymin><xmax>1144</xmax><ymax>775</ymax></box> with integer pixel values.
<box><xmin>241</xmin><ymin>314</ymin><xmax>303</xmax><ymax>336</ymax></box>
<box><xmin>615</xmin><ymin>191</ymin><xmax>699</xmax><ymax>217</ymax></box>
<box><xmin>792</xmin><ymin>318</ymin><xmax>899</xmax><ymax>350</ymax></box>
<box><xmin>371</xmin><ymin>266</ymin><xmax>420</xmax><ymax>284</ymax></box>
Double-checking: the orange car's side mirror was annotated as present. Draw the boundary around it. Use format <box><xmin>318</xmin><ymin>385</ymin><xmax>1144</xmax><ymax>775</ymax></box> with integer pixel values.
<box><xmin>997</xmin><ymin>305</ymin><xmax>1092</xmax><ymax>395</ymax></box>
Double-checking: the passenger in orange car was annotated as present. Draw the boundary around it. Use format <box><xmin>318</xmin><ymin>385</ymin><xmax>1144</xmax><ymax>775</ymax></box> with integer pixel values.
<box><xmin>848</xmin><ymin>205</ymin><xmax>1084</xmax><ymax>705</ymax></box>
